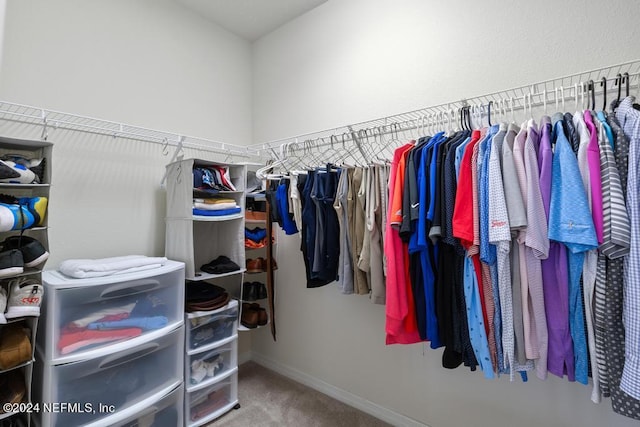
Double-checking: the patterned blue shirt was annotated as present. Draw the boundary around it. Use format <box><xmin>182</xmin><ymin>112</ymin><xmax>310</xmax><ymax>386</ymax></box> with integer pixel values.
<box><xmin>616</xmin><ymin>97</ymin><xmax>640</xmax><ymax>399</ymax></box>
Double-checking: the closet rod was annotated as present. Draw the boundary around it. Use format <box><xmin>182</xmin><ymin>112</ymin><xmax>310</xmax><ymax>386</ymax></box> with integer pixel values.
<box><xmin>0</xmin><ymin>100</ymin><xmax>259</xmax><ymax>158</ymax></box>
<box><xmin>254</xmin><ymin>59</ymin><xmax>640</xmax><ymax>159</ymax></box>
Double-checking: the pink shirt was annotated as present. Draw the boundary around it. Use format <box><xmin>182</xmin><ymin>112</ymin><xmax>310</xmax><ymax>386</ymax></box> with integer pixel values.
<box><xmin>385</xmin><ymin>143</ymin><xmax>421</xmax><ymax>345</ymax></box>
<box><xmin>583</xmin><ymin>111</ymin><xmax>604</xmax><ymax>244</ymax></box>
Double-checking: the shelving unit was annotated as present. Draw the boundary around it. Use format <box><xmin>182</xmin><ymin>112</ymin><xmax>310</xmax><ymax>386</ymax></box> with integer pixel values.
<box><xmin>239</xmin><ymin>167</ymin><xmax>274</xmax><ymax>332</ymax></box>
<box><xmin>0</xmin><ymin>136</ymin><xmax>52</xmax><ymax>427</ymax></box>
<box><xmin>164</xmin><ymin>158</ymin><xmax>245</xmax><ymax>425</ymax></box>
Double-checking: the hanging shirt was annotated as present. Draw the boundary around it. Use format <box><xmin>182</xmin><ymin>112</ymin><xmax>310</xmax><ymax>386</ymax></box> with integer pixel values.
<box><xmin>333</xmin><ymin>168</ymin><xmax>354</xmax><ymax>294</ymax></box>
<box><xmin>540</xmin><ymin>116</ymin><xmax>574</xmax><ymax>381</ymax></box>
<box><xmin>512</xmin><ymin>122</ymin><xmax>538</xmax><ymax>363</ymax></box>
<box><xmin>385</xmin><ymin>143</ymin><xmax>421</xmax><ymax>345</ymax></box>
<box><xmin>488</xmin><ymin>122</ymin><xmax>513</xmax><ymax>378</ymax></box>
<box><xmin>440</xmin><ymin>130</ymin><xmax>474</xmax><ymax>369</ymax></box>
<box><xmin>584</xmin><ymin>111</ymin><xmax>604</xmax><ymax>244</ymax></box>
<box><xmin>548</xmin><ymin>120</ymin><xmax>598</xmax><ymax>385</ymax></box>
<box><xmin>501</xmin><ymin>123</ymin><xmax>531</xmax><ymax>374</ymax></box>
<box><xmin>367</xmin><ymin>166</ymin><xmax>386</xmax><ymax>304</ymax></box>
<box><xmin>479</xmin><ymin>125</ymin><xmax>499</xmax><ymax>373</ymax></box>
<box><xmin>454</xmin><ymin>131</ymin><xmax>494</xmax><ymax>379</ymax></box>
<box><xmin>605</xmin><ymin>106</ymin><xmax>640</xmax><ymax>419</ymax></box>
<box><xmin>523</xmin><ymin>119</ymin><xmax>549</xmax><ymax>380</ymax></box>
<box><xmin>617</xmin><ymin>97</ymin><xmax>640</xmax><ymax>400</ymax></box>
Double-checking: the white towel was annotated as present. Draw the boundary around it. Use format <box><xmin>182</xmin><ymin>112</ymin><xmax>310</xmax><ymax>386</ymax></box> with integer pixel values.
<box><xmin>59</xmin><ymin>255</ymin><xmax>168</xmax><ymax>279</ymax></box>
<box><xmin>193</xmin><ymin>202</ymin><xmax>238</xmax><ymax>210</ymax></box>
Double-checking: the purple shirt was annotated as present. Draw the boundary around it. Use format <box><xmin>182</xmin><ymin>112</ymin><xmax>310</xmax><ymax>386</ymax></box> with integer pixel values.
<box><xmin>583</xmin><ymin>111</ymin><xmax>604</xmax><ymax>244</ymax></box>
<box><xmin>543</xmin><ymin>114</ymin><xmax>574</xmax><ymax>381</ymax></box>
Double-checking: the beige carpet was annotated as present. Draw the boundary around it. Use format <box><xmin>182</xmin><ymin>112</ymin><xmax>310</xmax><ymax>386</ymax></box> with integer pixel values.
<box><xmin>209</xmin><ymin>361</ymin><xmax>392</xmax><ymax>427</ymax></box>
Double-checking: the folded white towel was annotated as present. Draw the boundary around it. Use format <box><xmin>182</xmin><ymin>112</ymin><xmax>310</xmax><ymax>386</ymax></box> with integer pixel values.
<box><xmin>193</xmin><ymin>202</ymin><xmax>238</xmax><ymax>210</ymax></box>
<box><xmin>59</xmin><ymin>255</ymin><xmax>168</xmax><ymax>279</ymax></box>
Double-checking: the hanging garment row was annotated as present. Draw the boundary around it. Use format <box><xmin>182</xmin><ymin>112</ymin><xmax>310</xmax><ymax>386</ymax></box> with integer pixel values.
<box><xmin>268</xmin><ymin>93</ymin><xmax>640</xmax><ymax>420</ymax></box>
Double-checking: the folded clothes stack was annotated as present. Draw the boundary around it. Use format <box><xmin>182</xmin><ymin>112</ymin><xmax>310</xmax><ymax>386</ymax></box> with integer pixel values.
<box><xmin>193</xmin><ymin>165</ymin><xmax>236</xmax><ymax>192</ymax></box>
<box><xmin>192</xmin><ymin>197</ymin><xmax>241</xmax><ymax>217</ymax></box>
<box><xmin>244</xmin><ymin>227</ymin><xmax>268</xmax><ymax>249</ymax></box>
<box><xmin>186</xmin><ymin>281</ymin><xmax>230</xmax><ymax>312</ymax></box>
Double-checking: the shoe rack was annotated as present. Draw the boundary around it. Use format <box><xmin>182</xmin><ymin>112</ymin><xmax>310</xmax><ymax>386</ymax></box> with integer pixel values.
<box><xmin>239</xmin><ymin>166</ymin><xmax>274</xmax><ymax>332</ymax></box>
<box><xmin>0</xmin><ymin>136</ymin><xmax>52</xmax><ymax>427</ymax></box>
<box><xmin>164</xmin><ymin>159</ymin><xmax>245</xmax><ymax>426</ymax></box>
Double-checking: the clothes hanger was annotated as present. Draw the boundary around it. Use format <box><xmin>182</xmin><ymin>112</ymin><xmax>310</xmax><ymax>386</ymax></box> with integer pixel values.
<box><xmin>587</xmin><ymin>80</ymin><xmax>595</xmax><ymax>111</ymax></box>
<box><xmin>600</xmin><ymin>77</ymin><xmax>607</xmax><ymax>111</ymax></box>
<box><xmin>560</xmin><ymin>86</ymin><xmax>565</xmax><ymax>113</ymax></box>
<box><xmin>574</xmin><ymin>83</ymin><xmax>579</xmax><ymax>112</ymax></box>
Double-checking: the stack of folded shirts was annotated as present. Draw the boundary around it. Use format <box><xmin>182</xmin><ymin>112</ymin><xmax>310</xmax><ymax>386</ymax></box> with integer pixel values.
<box><xmin>186</xmin><ymin>281</ymin><xmax>230</xmax><ymax>312</ymax></box>
<box><xmin>193</xmin><ymin>165</ymin><xmax>236</xmax><ymax>192</ymax></box>
<box><xmin>192</xmin><ymin>197</ymin><xmax>241</xmax><ymax>217</ymax></box>
<box><xmin>245</xmin><ymin>227</ymin><xmax>268</xmax><ymax>249</ymax></box>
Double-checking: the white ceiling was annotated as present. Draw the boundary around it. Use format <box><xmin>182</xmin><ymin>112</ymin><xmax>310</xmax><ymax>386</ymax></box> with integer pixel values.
<box><xmin>175</xmin><ymin>0</ymin><xmax>328</xmax><ymax>42</ymax></box>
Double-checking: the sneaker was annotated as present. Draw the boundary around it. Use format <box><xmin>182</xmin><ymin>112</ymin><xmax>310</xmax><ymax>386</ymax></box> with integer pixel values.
<box><xmin>0</xmin><ymin>250</ymin><xmax>23</xmax><ymax>279</ymax></box>
<box><xmin>19</xmin><ymin>197</ymin><xmax>47</xmax><ymax>227</ymax></box>
<box><xmin>2</xmin><ymin>236</ymin><xmax>49</xmax><ymax>267</ymax></box>
<box><xmin>1</xmin><ymin>155</ymin><xmax>46</xmax><ymax>184</ymax></box>
<box><xmin>0</xmin><ymin>286</ymin><xmax>6</xmax><ymax>324</ymax></box>
<box><xmin>0</xmin><ymin>195</ymin><xmax>35</xmax><ymax>232</ymax></box>
<box><xmin>4</xmin><ymin>278</ymin><xmax>43</xmax><ymax>319</ymax></box>
<box><xmin>0</xmin><ymin>160</ymin><xmax>36</xmax><ymax>184</ymax></box>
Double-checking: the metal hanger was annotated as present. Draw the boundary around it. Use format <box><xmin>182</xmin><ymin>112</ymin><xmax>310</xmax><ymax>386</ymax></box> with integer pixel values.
<box><xmin>600</xmin><ymin>77</ymin><xmax>607</xmax><ymax>111</ymax></box>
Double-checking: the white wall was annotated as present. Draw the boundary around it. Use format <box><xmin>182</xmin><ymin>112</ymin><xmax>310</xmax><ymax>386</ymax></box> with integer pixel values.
<box><xmin>251</xmin><ymin>1</ymin><xmax>640</xmax><ymax>426</ymax></box>
<box><xmin>0</xmin><ymin>0</ymin><xmax>253</xmax><ymax>267</ymax></box>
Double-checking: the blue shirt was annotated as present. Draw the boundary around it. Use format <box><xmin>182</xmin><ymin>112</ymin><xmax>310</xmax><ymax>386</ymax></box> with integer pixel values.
<box><xmin>548</xmin><ymin>121</ymin><xmax>597</xmax><ymax>384</ymax></box>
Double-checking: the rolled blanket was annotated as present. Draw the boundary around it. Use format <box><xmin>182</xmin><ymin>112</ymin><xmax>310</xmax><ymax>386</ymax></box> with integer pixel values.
<box><xmin>59</xmin><ymin>255</ymin><xmax>168</xmax><ymax>279</ymax></box>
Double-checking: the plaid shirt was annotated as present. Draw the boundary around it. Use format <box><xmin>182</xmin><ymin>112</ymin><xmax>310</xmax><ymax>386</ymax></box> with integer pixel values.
<box><xmin>617</xmin><ymin>97</ymin><xmax>640</xmax><ymax>399</ymax></box>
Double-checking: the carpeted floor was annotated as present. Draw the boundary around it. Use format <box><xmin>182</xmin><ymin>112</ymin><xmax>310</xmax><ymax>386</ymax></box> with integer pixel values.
<box><xmin>209</xmin><ymin>361</ymin><xmax>392</xmax><ymax>427</ymax></box>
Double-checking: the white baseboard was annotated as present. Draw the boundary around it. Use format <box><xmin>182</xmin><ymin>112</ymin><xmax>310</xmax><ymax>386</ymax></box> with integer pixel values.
<box><xmin>238</xmin><ymin>350</ymin><xmax>252</xmax><ymax>365</ymax></box>
<box><xmin>250</xmin><ymin>352</ymin><xmax>429</xmax><ymax>427</ymax></box>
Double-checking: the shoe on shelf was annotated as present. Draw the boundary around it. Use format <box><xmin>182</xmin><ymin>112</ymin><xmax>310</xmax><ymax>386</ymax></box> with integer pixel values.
<box><xmin>240</xmin><ymin>303</ymin><xmax>259</xmax><ymax>329</ymax></box>
<box><xmin>19</xmin><ymin>197</ymin><xmax>48</xmax><ymax>227</ymax></box>
<box><xmin>0</xmin><ymin>160</ymin><xmax>36</xmax><ymax>184</ymax></box>
<box><xmin>242</xmin><ymin>282</ymin><xmax>257</xmax><ymax>301</ymax></box>
<box><xmin>260</xmin><ymin>257</ymin><xmax>278</xmax><ymax>272</ymax></box>
<box><xmin>246</xmin><ymin>258</ymin><xmax>264</xmax><ymax>274</ymax></box>
<box><xmin>200</xmin><ymin>255</ymin><xmax>240</xmax><ymax>275</ymax></box>
<box><xmin>2</xmin><ymin>235</ymin><xmax>49</xmax><ymax>268</ymax></box>
<box><xmin>0</xmin><ymin>323</ymin><xmax>32</xmax><ymax>370</ymax></box>
<box><xmin>0</xmin><ymin>370</ymin><xmax>25</xmax><ymax>412</ymax></box>
<box><xmin>2</xmin><ymin>155</ymin><xmax>46</xmax><ymax>184</ymax></box>
<box><xmin>0</xmin><ymin>249</ymin><xmax>23</xmax><ymax>279</ymax></box>
<box><xmin>4</xmin><ymin>277</ymin><xmax>43</xmax><ymax>319</ymax></box>
<box><xmin>255</xmin><ymin>282</ymin><xmax>267</xmax><ymax>299</ymax></box>
<box><xmin>256</xmin><ymin>306</ymin><xmax>268</xmax><ymax>326</ymax></box>
<box><xmin>0</xmin><ymin>286</ymin><xmax>6</xmax><ymax>324</ymax></box>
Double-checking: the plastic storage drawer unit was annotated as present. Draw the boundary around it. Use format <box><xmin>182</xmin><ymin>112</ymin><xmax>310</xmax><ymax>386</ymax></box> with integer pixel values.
<box><xmin>186</xmin><ymin>335</ymin><xmax>238</xmax><ymax>391</ymax></box>
<box><xmin>39</xmin><ymin>261</ymin><xmax>185</xmax><ymax>363</ymax></box>
<box><xmin>38</xmin><ymin>326</ymin><xmax>184</xmax><ymax>427</ymax></box>
<box><xmin>103</xmin><ymin>383</ymin><xmax>184</xmax><ymax>427</ymax></box>
<box><xmin>186</xmin><ymin>370</ymin><xmax>238</xmax><ymax>427</ymax></box>
<box><xmin>186</xmin><ymin>300</ymin><xmax>238</xmax><ymax>352</ymax></box>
